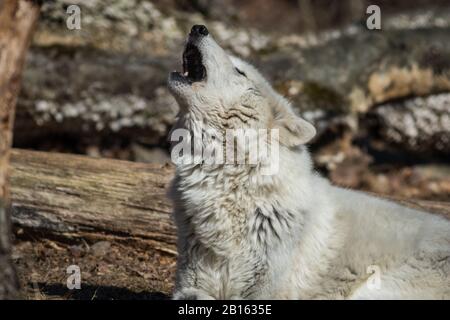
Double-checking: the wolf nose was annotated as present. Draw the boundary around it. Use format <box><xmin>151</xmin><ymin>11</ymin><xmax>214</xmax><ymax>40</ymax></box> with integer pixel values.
<box><xmin>190</xmin><ymin>25</ymin><xmax>209</xmax><ymax>37</ymax></box>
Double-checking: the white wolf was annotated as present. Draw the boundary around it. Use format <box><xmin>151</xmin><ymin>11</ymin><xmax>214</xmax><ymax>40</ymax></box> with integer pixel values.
<box><xmin>167</xmin><ymin>25</ymin><xmax>450</xmax><ymax>299</ymax></box>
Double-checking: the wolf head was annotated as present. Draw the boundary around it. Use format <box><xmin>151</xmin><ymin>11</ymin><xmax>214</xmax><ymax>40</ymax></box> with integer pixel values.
<box><xmin>168</xmin><ymin>25</ymin><xmax>316</xmax><ymax>148</ymax></box>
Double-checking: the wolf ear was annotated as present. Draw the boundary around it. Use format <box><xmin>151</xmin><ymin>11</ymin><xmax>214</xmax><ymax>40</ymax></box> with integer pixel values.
<box><xmin>271</xmin><ymin>104</ymin><xmax>316</xmax><ymax>147</ymax></box>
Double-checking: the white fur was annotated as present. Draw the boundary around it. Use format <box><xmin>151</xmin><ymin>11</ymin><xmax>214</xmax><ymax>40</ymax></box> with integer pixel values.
<box><xmin>167</xmin><ymin>29</ymin><xmax>450</xmax><ymax>300</ymax></box>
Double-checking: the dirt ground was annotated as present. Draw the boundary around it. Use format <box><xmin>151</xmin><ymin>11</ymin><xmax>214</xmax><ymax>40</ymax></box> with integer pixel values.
<box><xmin>13</xmin><ymin>236</ymin><xmax>176</xmax><ymax>300</ymax></box>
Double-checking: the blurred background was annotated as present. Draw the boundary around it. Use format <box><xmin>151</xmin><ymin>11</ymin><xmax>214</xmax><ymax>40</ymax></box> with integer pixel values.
<box><xmin>11</xmin><ymin>0</ymin><xmax>450</xmax><ymax>299</ymax></box>
<box><xmin>16</xmin><ymin>0</ymin><xmax>450</xmax><ymax>201</ymax></box>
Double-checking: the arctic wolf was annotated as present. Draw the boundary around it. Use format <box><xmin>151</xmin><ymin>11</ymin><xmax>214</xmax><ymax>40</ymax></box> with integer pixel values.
<box><xmin>167</xmin><ymin>25</ymin><xmax>450</xmax><ymax>299</ymax></box>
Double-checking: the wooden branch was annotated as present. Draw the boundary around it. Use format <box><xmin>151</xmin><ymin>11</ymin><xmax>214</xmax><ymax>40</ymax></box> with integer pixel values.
<box><xmin>9</xmin><ymin>149</ymin><xmax>450</xmax><ymax>259</ymax></box>
<box><xmin>0</xmin><ymin>0</ymin><xmax>40</xmax><ymax>299</ymax></box>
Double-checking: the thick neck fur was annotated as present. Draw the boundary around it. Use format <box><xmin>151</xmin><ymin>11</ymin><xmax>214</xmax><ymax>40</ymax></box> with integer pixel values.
<box><xmin>170</xmin><ymin>111</ymin><xmax>340</xmax><ymax>298</ymax></box>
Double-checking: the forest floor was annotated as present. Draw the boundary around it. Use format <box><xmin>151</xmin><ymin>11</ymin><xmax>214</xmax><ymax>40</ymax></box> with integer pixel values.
<box><xmin>14</xmin><ymin>236</ymin><xmax>175</xmax><ymax>300</ymax></box>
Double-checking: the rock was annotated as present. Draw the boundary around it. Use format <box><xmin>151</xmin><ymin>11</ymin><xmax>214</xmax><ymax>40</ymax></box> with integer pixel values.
<box><xmin>68</xmin><ymin>244</ymin><xmax>84</xmax><ymax>258</ymax></box>
<box><xmin>90</xmin><ymin>241</ymin><xmax>111</xmax><ymax>257</ymax></box>
<box><xmin>371</xmin><ymin>93</ymin><xmax>450</xmax><ymax>155</ymax></box>
<box><xmin>16</xmin><ymin>47</ymin><xmax>179</xmax><ymax>145</ymax></box>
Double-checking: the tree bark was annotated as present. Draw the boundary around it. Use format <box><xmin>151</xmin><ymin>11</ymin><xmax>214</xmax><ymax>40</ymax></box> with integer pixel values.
<box><xmin>9</xmin><ymin>149</ymin><xmax>450</xmax><ymax>258</ymax></box>
<box><xmin>10</xmin><ymin>149</ymin><xmax>176</xmax><ymax>255</ymax></box>
<box><xmin>0</xmin><ymin>0</ymin><xmax>40</xmax><ymax>299</ymax></box>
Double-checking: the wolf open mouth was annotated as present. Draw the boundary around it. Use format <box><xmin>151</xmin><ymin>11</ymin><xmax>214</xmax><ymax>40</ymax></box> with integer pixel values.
<box><xmin>182</xmin><ymin>43</ymin><xmax>206</xmax><ymax>83</ymax></box>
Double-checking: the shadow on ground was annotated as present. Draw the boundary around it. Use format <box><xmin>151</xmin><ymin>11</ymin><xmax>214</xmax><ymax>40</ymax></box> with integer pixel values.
<box><xmin>33</xmin><ymin>282</ymin><xmax>170</xmax><ymax>300</ymax></box>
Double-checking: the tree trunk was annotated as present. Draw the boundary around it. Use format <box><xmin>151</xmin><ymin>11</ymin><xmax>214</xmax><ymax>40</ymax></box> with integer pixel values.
<box><xmin>0</xmin><ymin>0</ymin><xmax>40</xmax><ymax>299</ymax></box>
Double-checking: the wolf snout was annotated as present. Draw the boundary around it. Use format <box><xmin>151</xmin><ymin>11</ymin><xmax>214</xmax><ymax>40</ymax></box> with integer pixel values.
<box><xmin>190</xmin><ymin>25</ymin><xmax>209</xmax><ymax>37</ymax></box>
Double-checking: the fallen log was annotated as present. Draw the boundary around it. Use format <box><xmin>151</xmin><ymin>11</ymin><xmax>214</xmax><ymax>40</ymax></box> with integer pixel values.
<box><xmin>10</xmin><ymin>149</ymin><xmax>177</xmax><ymax>255</ymax></box>
<box><xmin>9</xmin><ymin>149</ymin><xmax>450</xmax><ymax>257</ymax></box>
